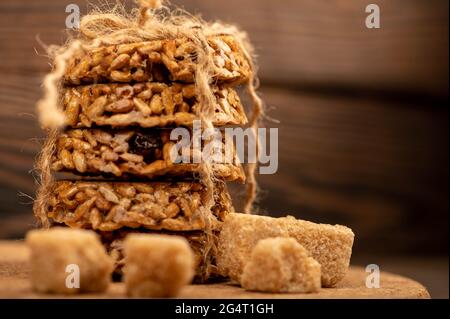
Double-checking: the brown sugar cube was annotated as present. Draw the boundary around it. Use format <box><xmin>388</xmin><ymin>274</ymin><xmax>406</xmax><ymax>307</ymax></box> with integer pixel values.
<box><xmin>241</xmin><ymin>237</ymin><xmax>321</xmax><ymax>293</ymax></box>
<box><xmin>26</xmin><ymin>227</ymin><xmax>113</xmax><ymax>294</ymax></box>
<box><xmin>217</xmin><ymin>213</ymin><xmax>354</xmax><ymax>287</ymax></box>
<box><xmin>124</xmin><ymin>234</ymin><xmax>195</xmax><ymax>298</ymax></box>
<box><xmin>281</xmin><ymin>216</ymin><xmax>354</xmax><ymax>287</ymax></box>
<box><xmin>100</xmin><ymin>229</ymin><xmax>217</xmax><ymax>283</ymax></box>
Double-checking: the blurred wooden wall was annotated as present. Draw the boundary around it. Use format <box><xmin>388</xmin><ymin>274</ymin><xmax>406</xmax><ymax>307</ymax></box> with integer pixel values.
<box><xmin>0</xmin><ymin>0</ymin><xmax>448</xmax><ymax>255</ymax></box>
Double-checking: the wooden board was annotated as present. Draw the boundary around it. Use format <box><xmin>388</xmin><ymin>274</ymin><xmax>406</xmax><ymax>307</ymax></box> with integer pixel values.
<box><xmin>0</xmin><ymin>241</ymin><xmax>430</xmax><ymax>299</ymax></box>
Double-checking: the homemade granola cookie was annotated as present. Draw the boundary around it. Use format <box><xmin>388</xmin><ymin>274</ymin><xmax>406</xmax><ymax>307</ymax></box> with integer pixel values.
<box><xmin>123</xmin><ymin>234</ymin><xmax>195</xmax><ymax>298</ymax></box>
<box><xmin>51</xmin><ymin>128</ymin><xmax>245</xmax><ymax>182</ymax></box>
<box><xmin>241</xmin><ymin>237</ymin><xmax>321</xmax><ymax>293</ymax></box>
<box><xmin>63</xmin><ymin>83</ymin><xmax>247</xmax><ymax>128</ymax></box>
<box><xmin>64</xmin><ymin>35</ymin><xmax>250</xmax><ymax>85</ymax></box>
<box><xmin>44</xmin><ymin>180</ymin><xmax>233</xmax><ymax>232</ymax></box>
<box><xmin>100</xmin><ymin>229</ymin><xmax>220</xmax><ymax>282</ymax></box>
<box><xmin>26</xmin><ymin>227</ymin><xmax>113</xmax><ymax>294</ymax></box>
<box><xmin>216</xmin><ymin>213</ymin><xmax>355</xmax><ymax>287</ymax></box>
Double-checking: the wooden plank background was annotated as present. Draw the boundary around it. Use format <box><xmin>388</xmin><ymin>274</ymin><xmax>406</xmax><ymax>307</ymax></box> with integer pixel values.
<box><xmin>0</xmin><ymin>0</ymin><xmax>448</xmax><ymax>258</ymax></box>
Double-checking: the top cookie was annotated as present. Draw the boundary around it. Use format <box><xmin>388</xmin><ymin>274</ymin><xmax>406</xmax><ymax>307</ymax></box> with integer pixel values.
<box><xmin>64</xmin><ymin>35</ymin><xmax>251</xmax><ymax>85</ymax></box>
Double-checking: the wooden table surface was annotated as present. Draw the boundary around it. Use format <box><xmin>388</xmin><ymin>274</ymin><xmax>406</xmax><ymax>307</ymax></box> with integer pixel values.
<box><xmin>0</xmin><ymin>241</ymin><xmax>430</xmax><ymax>299</ymax></box>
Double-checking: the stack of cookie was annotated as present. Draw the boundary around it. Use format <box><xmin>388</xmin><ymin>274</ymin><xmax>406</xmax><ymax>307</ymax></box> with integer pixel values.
<box><xmin>37</xmin><ymin>35</ymin><xmax>251</xmax><ymax>280</ymax></box>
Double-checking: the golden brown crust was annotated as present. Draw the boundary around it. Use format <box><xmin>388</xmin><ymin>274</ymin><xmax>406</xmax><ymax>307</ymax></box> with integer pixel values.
<box><xmin>63</xmin><ymin>82</ymin><xmax>247</xmax><ymax>128</ymax></box>
<box><xmin>64</xmin><ymin>35</ymin><xmax>250</xmax><ymax>85</ymax></box>
<box><xmin>45</xmin><ymin>180</ymin><xmax>234</xmax><ymax>232</ymax></box>
<box><xmin>51</xmin><ymin>128</ymin><xmax>245</xmax><ymax>182</ymax></box>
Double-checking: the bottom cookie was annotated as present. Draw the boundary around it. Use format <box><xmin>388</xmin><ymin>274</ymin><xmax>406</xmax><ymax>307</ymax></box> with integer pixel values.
<box><xmin>99</xmin><ymin>228</ymin><xmax>222</xmax><ymax>283</ymax></box>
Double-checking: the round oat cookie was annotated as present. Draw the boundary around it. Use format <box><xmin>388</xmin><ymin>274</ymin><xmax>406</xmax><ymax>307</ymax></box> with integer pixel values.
<box><xmin>51</xmin><ymin>128</ymin><xmax>246</xmax><ymax>182</ymax></box>
<box><xmin>62</xmin><ymin>82</ymin><xmax>247</xmax><ymax>128</ymax></box>
<box><xmin>64</xmin><ymin>35</ymin><xmax>251</xmax><ymax>85</ymax></box>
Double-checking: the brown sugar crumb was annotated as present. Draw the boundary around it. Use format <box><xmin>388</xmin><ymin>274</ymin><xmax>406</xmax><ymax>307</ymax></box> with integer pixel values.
<box><xmin>124</xmin><ymin>234</ymin><xmax>195</xmax><ymax>297</ymax></box>
<box><xmin>241</xmin><ymin>237</ymin><xmax>321</xmax><ymax>293</ymax></box>
<box><xmin>26</xmin><ymin>227</ymin><xmax>113</xmax><ymax>294</ymax></box>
